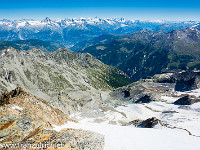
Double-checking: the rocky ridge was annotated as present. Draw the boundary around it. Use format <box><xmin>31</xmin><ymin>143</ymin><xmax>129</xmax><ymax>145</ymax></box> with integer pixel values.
<box><xmin>0</xmin><ymin>47</ymin><xmax>132</xmax><ymax>114</ymax></box>
<box><xmin>0</xmin><ymin>39</ymin><xmax>60</xmax><ymax>52</ymax></box>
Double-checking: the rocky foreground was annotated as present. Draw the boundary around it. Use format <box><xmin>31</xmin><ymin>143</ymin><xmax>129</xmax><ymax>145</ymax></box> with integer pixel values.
<box><xmin>0</xmin><ymin>87</ymin><xmax>104</xmax><ymax>150</ymax></box>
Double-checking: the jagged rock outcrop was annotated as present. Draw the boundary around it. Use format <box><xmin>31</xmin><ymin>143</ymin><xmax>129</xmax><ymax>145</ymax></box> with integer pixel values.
<box><xmin>137</xmin><ymin>117</ymin><xmax>160</xmax><ymax>128</ymax></box>
<box><xmin>0</xmin><ymin>87</ymin><xmax>74</xmax><ymax>127</ymax></box>
<box><xmin>156</xmin><ymin>71</ymin><xmax>200</xmax><ymax>92</ymax></box>
<box><xmin>174</xmin><ymin>95</ymin><xmax>192</xmax><ymax>105</ymax></box>
<box><xmin>124</xmin><ymin>117</ymin><xmax>162</xmax><ymax>128</ymax></box>
<box><xmin>173</xmin><ymin>72</ymin><xmax>200</xmax><ymax>91</ymax></box>
<box><xmin>0</xmin><ymin>87</ymin><xmax>105</xmax><ymax>149</ymax></box>
<box><xmin>174</xmin><ymin>95</ymin><xmax>200</xmax><ymax>105</ymax></box>
<box><xmin>135</xmin><ymin>95</ymin><xmax>153</xmax><ymax>103</ymax></box>
<box><xmin>0</xmin><ymin>86</ymin><xmax>24</xmax><ymax>106</ymax></box>
<box><xmin>110</xmin><ymin>81</ymin><xmax>173</xmax><ymax>102</ymax></box>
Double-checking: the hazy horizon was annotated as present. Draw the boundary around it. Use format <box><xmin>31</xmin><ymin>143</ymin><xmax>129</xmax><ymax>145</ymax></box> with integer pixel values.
<box><xmin>0</xmin><ymin>17</ymin><xmax>199</xmax><ymax>22</ymax></box>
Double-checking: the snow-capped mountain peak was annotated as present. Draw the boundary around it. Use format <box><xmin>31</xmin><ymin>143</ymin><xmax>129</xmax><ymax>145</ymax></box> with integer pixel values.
<box><xmin>42</xmin><ymin>17</ymin><xmax>52</xmax><ymax>23</ymax></box>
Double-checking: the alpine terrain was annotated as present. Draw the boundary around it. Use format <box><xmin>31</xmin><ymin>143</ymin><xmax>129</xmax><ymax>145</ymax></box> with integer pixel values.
<box><xmin>0</xmin><ymin>17</ymin><xmax>200</xmax><ymax>150</ymax></box>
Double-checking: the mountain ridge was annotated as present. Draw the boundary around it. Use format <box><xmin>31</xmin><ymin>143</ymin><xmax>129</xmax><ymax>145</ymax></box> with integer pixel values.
<box><xmin>0</xmin><ymin>39</ymin><xmax>60</xmax><ymax>52</ymax></box>
<box><xmin>78</xmin><ymin>27</ymin><xmax>200</xmax><ymax>81</ymax></box>
<box><xmin>0</xmin><ymin>17</ymin><xmax>198</xmax><ymax>47</ymax></box>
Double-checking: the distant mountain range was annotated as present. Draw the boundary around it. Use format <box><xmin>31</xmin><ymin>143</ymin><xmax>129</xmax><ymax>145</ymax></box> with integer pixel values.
<box><xmin>77</xmin><ymin>27</ymin><xmax>200</xmax><ymax>81</ymax></box>
<box><xmin>0</xmin><ymin>17</ymin><xmax>199</xmax><ymax>47</ymax></box>
<box><xmin>1</xmin><ymin>18</ymin><xmax>200</xmax><ymax>82</ymax></box>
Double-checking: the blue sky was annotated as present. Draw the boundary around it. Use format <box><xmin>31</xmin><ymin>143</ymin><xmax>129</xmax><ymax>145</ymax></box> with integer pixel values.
<box><xmin>0</xmin><ymin>0</ymin><xmax>199</xmax><ymax>21</ymax></box>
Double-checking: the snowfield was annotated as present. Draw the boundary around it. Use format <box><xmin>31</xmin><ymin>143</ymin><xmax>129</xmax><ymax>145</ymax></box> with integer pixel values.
<box><xmin>53</xmin><ymin>121</ymin><xmax>200</xmax><ymax>150</ymax></box>
<box><xmin>53</xmin><ymin>103</ymin><xmax>200</xmax><ymax>149</ymax></box>
<box><xmin>52</xmin><ymin>89</ymin><xmax>200</xmax><ymax>150</ymax></box>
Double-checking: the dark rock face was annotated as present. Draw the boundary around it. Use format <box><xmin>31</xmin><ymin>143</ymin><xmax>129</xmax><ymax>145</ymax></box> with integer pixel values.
<box><xmin>137</xmin><ymin>117</ymin><xmax>160</xmax><ymax>128</ymax></box>
<box><xmin>173</xmin><ymin>71</ymin><xmax>200</xmax><ymax>91</ymax></box>
<box><xmin>0</xmin><ymin>87</ymin><xmax>25</xmax><ymax>106</ymax></box>
<box><xmin>123</xmin><ymin>90</ymin><xmax>130</xmax><ymax>98</ymax></box>
<box><xmin>158</xmin><ymin>71</ymin><xmax>200</xmax><ymax>92</ymax></box>
<box><xmin>173</xmin><ymin>95</ymin><xmax>200</xmax><ymax>105</ymax></box>
<box><xmin>174</xmin><ymin>96</ymin><xmax>192</xmax><ymax>105</ymax></box>
<box><xmin>8</xmin><ymin>71</ymin><xmax>16</xmax><ymax>83</ymax></box>
<box><xmin>135</xmin><ymin>95</ymin><xmax>152</xmax><ymax>103</ymax></box>
<box><xmin>175</xmin><ymin>78</ymin><xmax>197</xmax><ymax>92</ymax></box>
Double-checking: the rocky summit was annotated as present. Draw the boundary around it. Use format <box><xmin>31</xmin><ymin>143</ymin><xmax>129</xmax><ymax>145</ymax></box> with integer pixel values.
<box><xmin>0</xmin><ymin>87</ymin><xmax>105</xmax><ymax>150</ymax></box>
